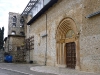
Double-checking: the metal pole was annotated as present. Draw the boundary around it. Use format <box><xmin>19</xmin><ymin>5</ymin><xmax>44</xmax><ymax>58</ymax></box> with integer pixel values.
<box><xmin>45</xmin><ymin>13</ymin><xmax>47</xmax><ymax>66</ymax></box>
<box><xmin>29</xmin><ymin>26</ymin><xmax>30</xmax><ymax>62</ymax></box>
<box><xmin>8</xmin><ymin>37</ymin><xmax>9</xmax><ymax>52</ymax></box>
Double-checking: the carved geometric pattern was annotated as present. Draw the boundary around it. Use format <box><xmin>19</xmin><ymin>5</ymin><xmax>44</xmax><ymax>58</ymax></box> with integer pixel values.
<box><xmin>56</xmin><ymin>18</ymin><xmax>77</xmax><ymax>68</ymax></box>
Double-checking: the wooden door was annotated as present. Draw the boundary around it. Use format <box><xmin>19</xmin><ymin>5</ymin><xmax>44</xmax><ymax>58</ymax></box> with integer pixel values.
<box><xmin>66</xmin><ymin>42</ymin><xmax>76</xmax><ymax>69</ymax></box>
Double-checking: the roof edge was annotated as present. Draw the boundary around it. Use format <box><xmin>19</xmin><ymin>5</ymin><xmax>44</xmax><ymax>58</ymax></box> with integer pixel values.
<box><xmin>27</xmin><ymin>0</ymin><xmax>58</xmax><ymax>25</ymax></box>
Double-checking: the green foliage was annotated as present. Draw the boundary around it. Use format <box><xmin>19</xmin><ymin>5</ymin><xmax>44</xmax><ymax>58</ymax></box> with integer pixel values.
<box><xmin>0</xmin><ymin>27</ymin><xmax>4</xmax><ymax>49</ymax></box>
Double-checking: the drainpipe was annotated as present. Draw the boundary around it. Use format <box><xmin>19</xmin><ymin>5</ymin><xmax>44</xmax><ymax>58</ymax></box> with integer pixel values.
<box><xmin>29</xmin><ymin>25</ymin><xmax>30</xmax><ymax>62</ymax></box>
<box><xmin>44</xmin><ymin>13</ymin><xmax>47</xmax><ymax>66</ymax></box>
<box><xmin>8</xmin><ymin>37</ymin><xmax>9</xmax><ymax>52</ymax></box>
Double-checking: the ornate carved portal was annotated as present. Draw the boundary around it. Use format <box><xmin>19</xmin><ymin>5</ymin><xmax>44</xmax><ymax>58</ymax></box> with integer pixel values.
<box><xmin>56</xmin><ymin>18</ymin><xmax>80</xmax><ymax>69</ymax></box>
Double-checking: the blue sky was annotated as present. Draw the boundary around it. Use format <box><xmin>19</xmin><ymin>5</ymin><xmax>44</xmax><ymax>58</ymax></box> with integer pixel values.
<box><xmin>0</xmin><ymin>0</ymin><xmax>29</xmax><ymax>38</ymax></box>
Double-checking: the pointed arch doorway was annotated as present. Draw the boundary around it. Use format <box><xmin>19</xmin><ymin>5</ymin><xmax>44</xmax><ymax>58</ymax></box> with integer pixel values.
<box><xmin>56</xmin><ymin>18</ymin><xmax>80</xmax><ymax>69</ymax></box>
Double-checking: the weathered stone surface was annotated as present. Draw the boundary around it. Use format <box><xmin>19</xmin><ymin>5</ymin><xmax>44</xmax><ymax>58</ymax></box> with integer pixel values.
<box><xmin>25</xmin><ymin>0</ymin><xmax>100</xmax><ymax>73</ymax></box>
<box><xmin>5</xmin><ymin>0</ymin><xmax>100</xmax><ymax>73</ymax></box>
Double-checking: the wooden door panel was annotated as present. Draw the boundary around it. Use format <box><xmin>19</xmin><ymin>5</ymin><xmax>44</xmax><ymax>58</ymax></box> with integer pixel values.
<box><xmin>66</xmin><ymin>42</ymin><xmax>76</xmax><ymax>69</ymax></box>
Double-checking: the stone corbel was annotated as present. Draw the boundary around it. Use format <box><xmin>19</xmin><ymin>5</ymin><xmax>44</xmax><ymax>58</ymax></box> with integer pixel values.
<box><xmin>75</xmin><ymin>32</ymin><xmax>80</xmax><ymax>40</ymax></box>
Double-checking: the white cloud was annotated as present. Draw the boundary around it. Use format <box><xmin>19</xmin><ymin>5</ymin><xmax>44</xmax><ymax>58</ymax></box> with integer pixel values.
<box><xmin>0</xmin><ymin>0</ymin><xmax>29</xmax><ymax>37</ymax></box>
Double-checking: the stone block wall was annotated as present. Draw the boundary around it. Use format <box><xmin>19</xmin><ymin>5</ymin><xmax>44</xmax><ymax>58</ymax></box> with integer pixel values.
<box><xmin>9</xmin><ymin>36</ymin><xmax>25</xmax><ymax>51</ymax></box>
<box><xmin>80</xmin><ymin>0</ymin><xmax>100</xmax><ymax>73</ymax></box>
<box><xmin>7</xmin><ymin>12</ymin><xmax>25</xmax><ymax>55</ymax></box>
<box><xmin>26</xmin><ymin>0</ymin><xmax>83</xmax><ymax>66</ymax></box>
<box><xmin>26</xmin><ymin>0</ymin><xmax>100</xmax><ymax>73</ymax></box>
<box><xmin>8</xmin><ymin>12</ymin><xmax>24</xmax><ymax>36</ymax></box>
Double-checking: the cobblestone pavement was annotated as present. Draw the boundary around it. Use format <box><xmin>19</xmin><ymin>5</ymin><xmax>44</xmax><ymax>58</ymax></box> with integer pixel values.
<box><xmin>0</xmin><ymin>63</ymin><xmax>100</xmax><ymax>75</ymax></box>
<box><xmin>30</xmin><ymin>66</ymin><xmax>100</xmax><ymax>75</ymax></box>
<box><xmin>0</xmin><ymin>63</ymin><xmax>57</xmax><ymax>75</ymax></box>
<box><xmin>0</xmin><ymin>68</ymin><xmax>28</xmax><ymax>75</ymax></box>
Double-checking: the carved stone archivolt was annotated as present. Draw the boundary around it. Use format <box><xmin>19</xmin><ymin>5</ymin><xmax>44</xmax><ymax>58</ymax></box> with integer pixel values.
<box><xmin>56</xmin><ymin>18</ymin><xmax>80</xmax><ymax>69</ymax></box>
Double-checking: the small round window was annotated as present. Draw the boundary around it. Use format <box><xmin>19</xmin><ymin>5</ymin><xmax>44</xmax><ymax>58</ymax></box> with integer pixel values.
<box><xmin>66</xmin><ymin>30</ymin><xmax>75</xmax><ymax>38</ymax></box>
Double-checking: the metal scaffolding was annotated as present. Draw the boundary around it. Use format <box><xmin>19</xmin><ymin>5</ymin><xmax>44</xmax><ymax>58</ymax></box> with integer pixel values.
<box><xmin>21</xmin><ymin>0</ymin><xmax>38</xmax><ymax>16</ymax></box>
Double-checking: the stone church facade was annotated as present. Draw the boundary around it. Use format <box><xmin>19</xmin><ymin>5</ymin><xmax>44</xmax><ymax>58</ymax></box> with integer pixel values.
<box><xmin>25</xmin><ymin>0</ymin><xmax>100</xmax><ymax>73</ymax></box>
<box><xmin>5</xmin><ymin>0</ymin><xmax>100</xmax><ymax>73</ymax></box>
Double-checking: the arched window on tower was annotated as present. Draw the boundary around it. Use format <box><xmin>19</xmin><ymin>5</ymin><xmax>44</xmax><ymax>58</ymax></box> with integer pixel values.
<box><xmin>12</xmin><ymin>23</ymin><xmax>16</xmax><ymax>27</ymax></box>
<box><xmin>20</xmin><ymin>32</ymin><xmax>24</xmax><ymax>35</ymax></box>
<box><xmin>11</xmin><ymin>31</ymin><xmax>16</xmax><ymax>35</ymax></box>
<box><xmin>20</xmin><ymin>16</ymin><xmax>24</xmax><ymax>27</ymax></box>
<box><xmin>13</xmin><ymin>16</ymin><xmax>17</xmax><ymax>23</ymax></box>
